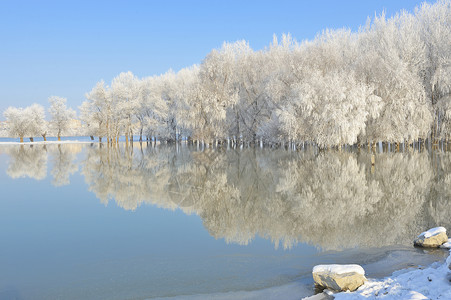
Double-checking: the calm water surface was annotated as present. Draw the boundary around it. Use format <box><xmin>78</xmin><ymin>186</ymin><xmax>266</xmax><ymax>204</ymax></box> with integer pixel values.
<box><xmin>0</xmin><ymin>143</ymin><xmax>450</xmax><ymax>300</ymax></box>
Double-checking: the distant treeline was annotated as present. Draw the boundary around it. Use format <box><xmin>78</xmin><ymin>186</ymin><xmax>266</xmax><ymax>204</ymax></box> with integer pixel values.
<box><xmin>3</xmin><ymin>1</ymin><xmax>451</xmax><ymax>147</ymax></box>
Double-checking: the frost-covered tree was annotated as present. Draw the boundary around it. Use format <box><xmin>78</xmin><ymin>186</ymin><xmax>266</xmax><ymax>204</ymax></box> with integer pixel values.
<box><xmin>197</xmin><ymin>42</ymin><xmax>242</xmax><ymax>143</ymax></box>
<box><xmin>49</xmin><ymin>96</ymin><xmax>76</xmax><ymax>141</ymax></box>
<box><xmin>171</xmin><ymin>65</ymin><xmax>199</xmax><ymax>141</ymax></box>
<box><xmin>67</xmin><ymin>0</ymin><xmax>449</xmax><ymax>147</ymax></box>
<box><xmin>111</xmin><ymin>71</ymin><xmax>140</xmax><ymax>144</ymax></box>
<box><xmin>234</xmin><ymin>44</ymin><xmax>271</xmax><ymax>143</ymax></box>
<box><xmin>28</xmin><ymin>104</ymin><xmax>46</xmax><ymax>142</ymax></box>
<box><xmin>80</xmin><ymin>81</ymin><xmax>109</xmax><ymax>141</ymax></box>
<box><xmin>358</xmin><ymin>11</ymin><xmax>432</xmax><ymax>144</ymax></box>
<box><xmin>3</xmin><ymin>104</ymin><xmax>45</xmax><ymax>142</ymax></box>
<box><xmin>139</xmin><ymin>74</ymin><xmax>171</xmax><ymax>142</ymax></box>
<box><xmin>3</xmin><ymin>107</ymin><xmax>29</xmax><ymax>142</ymax></box>
<box><xmin>157</xmin><ymin>70</ymin><xmax>179</xmax><ymax>142</ymax></box>
<box><xmin>415</xmin><ymin>0</ymin><xmax>451</xmax><ymax>138</ymax></box>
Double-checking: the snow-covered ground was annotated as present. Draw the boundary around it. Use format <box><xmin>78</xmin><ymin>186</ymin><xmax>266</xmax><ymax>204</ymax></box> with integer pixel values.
<box><xmin>152</xmin><ymin>249</ymin><xmax>450</xmax><ymax>300</ymax></box>
<box><xmin>334</xmin><ymin>249</ymin><xmax>451</xmax><ymax>300</ymax></box>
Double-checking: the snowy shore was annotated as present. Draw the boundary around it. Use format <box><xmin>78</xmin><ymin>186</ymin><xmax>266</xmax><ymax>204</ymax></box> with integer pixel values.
<box><xmin>151</xmin><ymin>248</ymin><xmax>450</xmax><ymax>300</ymax></box>
<box><xmin>333</xmin><ymin>248</ymin><xmax>451</xmax><ymax>299</ymax></box>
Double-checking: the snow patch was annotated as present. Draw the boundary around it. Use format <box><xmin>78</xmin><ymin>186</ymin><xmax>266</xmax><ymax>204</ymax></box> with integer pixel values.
<box><xmin>334</xmin><ymin>250</ymin><xmax>451</xmax><ymax>300</ymax></box>
<box><xmin>440</xmin><ymin>238</ymin><xmax>451</xmax><ymax>249</ymax></box>
<box><xmin>406</xmin><ymin>291</ymin><xmax>428</xmax><ymax>299</ymax></box>
<box><xmin>313</xmin><ymin>264</ymin><xmax>365</xmax><ymax>275</ymax></box>
<box><xmin>418</xmin><ymin>227</ymin><xmax>446</xmax><ymax>238</ymax></box>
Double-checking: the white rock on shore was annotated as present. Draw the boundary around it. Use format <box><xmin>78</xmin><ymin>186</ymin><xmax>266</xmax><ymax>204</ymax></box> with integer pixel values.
<box><xmin>312</xmin><ymin>264</ymin><xmax>366</xmax><ymax>292</ymax></box>
<box><xmin>414</xmin><ymin>227</ymin><xmax>448</xmax><ymax>248</ymax></box>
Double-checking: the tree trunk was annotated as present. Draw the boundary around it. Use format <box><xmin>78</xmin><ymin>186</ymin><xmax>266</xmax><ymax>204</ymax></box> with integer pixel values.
<box><xmin>58</xmin><ymin>135</ymin><xmax>61</xmax><ymax>141</ymax></box>
<box><xmin>42</xmin><ymin>133</ymin><xmax>47</xmax><ymax>141</ymax></box>
<box><xmin>20</xmin><ymin>137</ymin><xmax>24</xmax><ymax>143</ymax></box>
<box><xmin>90</xmin><ymin>135</ymin><xmax>94</xmax><ymax>141</ymax></box>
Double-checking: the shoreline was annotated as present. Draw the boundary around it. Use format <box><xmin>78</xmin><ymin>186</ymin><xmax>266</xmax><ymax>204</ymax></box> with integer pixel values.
<box><xmin>151</xmin><ymin>247</ymin><xmax>451</xmax><ymax>300</ymax></box>
<box><xmin>333</xmin><ymin>249</ymin><xmax>451</xmax><ymax>299</ymax></box>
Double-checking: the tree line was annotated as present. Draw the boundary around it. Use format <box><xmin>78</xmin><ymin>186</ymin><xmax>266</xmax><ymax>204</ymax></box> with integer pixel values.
<box><xmin>3</xmin><ymin>97</ymin><xmax>75</xmax><ymax>142</ymax></box>
<box><xmin>3</xmin><ymin>1</ymin><xmax>451</xmax><ymax>147</ymax></box>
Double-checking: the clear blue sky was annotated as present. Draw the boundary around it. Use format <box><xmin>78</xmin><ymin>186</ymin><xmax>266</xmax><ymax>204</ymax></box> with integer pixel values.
<box><xmin>0</xmin><ymin>0</ymin><xmax>427</xmax><ymax>119</ymax></box>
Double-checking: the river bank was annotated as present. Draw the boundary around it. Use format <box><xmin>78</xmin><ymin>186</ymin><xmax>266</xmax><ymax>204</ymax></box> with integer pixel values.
<box><xmin>152</xmin><ymin>246</ymin><xmax>450</xmax><ymax>300</ymax></box>
<box><xmin>334</xmin><ymin>248</ymin><xmax>451</xmax><ymax>299</ymax></box>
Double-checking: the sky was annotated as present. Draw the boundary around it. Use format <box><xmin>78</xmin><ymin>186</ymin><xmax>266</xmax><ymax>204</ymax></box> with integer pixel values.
<box><xmin>0</xmin><ymin>0</ymin><xmax>428</xmax><ymax>119</ymax></box>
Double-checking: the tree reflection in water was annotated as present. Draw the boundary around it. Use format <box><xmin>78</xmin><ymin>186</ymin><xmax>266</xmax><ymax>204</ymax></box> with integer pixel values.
<box><xmin>50</xmin><ymin>144</ymin><xmax>81</xmax><ymax>186</ymax></box>
<box><xmin>3</xmin><ymin>143</ymin><xmax>451</xmax><ymax>251</ymax></box>
<box><xmin>5</xmin><ymin>145</ymin><xmax>48</xmax><ymax>180</ymax></box>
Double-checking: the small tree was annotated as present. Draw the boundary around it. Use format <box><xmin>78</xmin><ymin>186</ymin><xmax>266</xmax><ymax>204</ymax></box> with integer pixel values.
<box><xmin>4</xmin><ymin>107</ymin><xmax>28</xmax><ymax>142</ymax></box>
<box><xmin>28</xmin><ymin>104</ymin><xmax>46</xmax><ymax>142</ymax></box>
<box><xmin>49</xmin><ymin>96</ymin><xmax>76</xmax><ymax>141</ymax></box>
<box><xmin>3</xmin><ymin>104</ymin><xmax>45</xmax><ymax>142</ymax></box>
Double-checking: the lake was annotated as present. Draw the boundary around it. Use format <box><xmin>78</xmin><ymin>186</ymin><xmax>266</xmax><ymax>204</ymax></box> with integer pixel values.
<box><xmin>0</xmin><ymin>142</ymin><xmax>450</xmax><ymax>299</ymax></box>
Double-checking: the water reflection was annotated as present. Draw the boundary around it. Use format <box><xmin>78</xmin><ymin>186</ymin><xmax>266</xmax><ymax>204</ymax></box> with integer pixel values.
<box><xmin>6</xmin><ymin>145</ymin><xmax>48</xmax><ymax>180</ymax></box>
<box><xmin>4</xmin><ymin>144</ymin><xmax>82</xmax><ymax>184</ymax></box>
<box><xmin>3</xmin><ymin>143</ymin><xmax>451</xmax><ymax>251</ymax></box>
<box><xmin>50</xmin><ymin>144</ymin><xmax>80</xmax><ymax>186</ymax></box>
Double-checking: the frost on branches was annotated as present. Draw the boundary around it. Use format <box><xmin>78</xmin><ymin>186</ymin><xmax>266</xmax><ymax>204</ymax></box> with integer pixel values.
<box><xmin>4</xmin><ymin>1</ymin><xmax>451</xmax><ymax>146</ymax></box>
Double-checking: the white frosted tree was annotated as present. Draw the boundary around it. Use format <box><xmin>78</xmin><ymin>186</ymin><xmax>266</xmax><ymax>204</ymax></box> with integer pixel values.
<box><xmin>158</xmin><ymin>70</ymin><xmax>178</xmax><ymax>142</ymax></box>
<box><xmin>4</xmin><ymin>107</ymin><xmax>29</xmax><ymax>142</ymax></box>
<box><xmin>139</xmin><ymin>74</ymin><xmax>170</xmax><ymax>142</ymax></box>
<box><xmin>196</xmin><ymin>42</ymin><xmax>242</xmax><ymax>143</ymax></box>
<box><xmin>49</xmin><ymin>96</ymin><xmax>76</xmax><ymax>141</ymax></box>
<box><xmin>358</xmin><ymin>11</ymin><xmax>432</xmax><ymax>144</ymax></box>
<box><xmin>81</xmin><ymin>81</ymin><xmax>109</xmax><ymax>142</ymax></box>
<box><xmin>111</xmin><ymin>71</ymin><xmax>140</xmax><ymax>145</ymax></box>
<box><xmin>416</xmin><ymin>0</ymin><xmax>451</xmax><ymax>138</ymax></box>
<box><xmin>233</xmin><ymin>44</ymin><xmax>271</xmax><ymax>143</ymax></box>
<box><xmin>28</xmin><ymin>104</ymin><xmax>46</xmax><ymax>142</ymax></box>
<box><xmin>3</xmin><ymin>104</ymin><xmax>45</xmax><ymax>142</ymax></box>
<box><xmin>70</xmin><ymin>0</ymin><xmax>449</xmax><ymax>147</ymax></box>
<box><xmin>171</xmin><ymin>65</ymin><xmax>200</xmax><ymax>141</ymax></box>
<box><xmin>264</xmin><ymin>34</ymin><xmax>304</xmax><ymax>144</ymax></box>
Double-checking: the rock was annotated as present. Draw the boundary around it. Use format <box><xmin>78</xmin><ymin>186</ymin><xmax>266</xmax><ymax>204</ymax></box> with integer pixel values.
<box><xmin>414</xmin><ymin>227</ymin><xmax>448</xmax><ymax>248</ymax></box>
<box><xmin>312</xmin><ymin>264</ymin><xmax>366</xmax><ymax>292</ymax></box>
